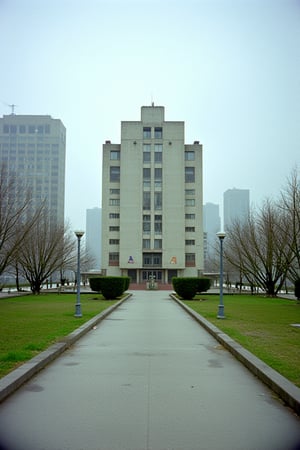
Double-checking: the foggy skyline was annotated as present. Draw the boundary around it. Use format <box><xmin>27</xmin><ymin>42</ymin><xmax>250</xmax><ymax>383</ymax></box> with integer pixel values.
<box><xmin>1</xmin><ymin>0</ymin><xmax>299</xmax><ymax>230</ymax></box>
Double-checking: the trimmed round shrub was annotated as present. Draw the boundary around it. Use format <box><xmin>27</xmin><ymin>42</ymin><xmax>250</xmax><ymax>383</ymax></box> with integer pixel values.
<box><xmin>294</xmin><ymin>279</ymin><xmax>300</xmax><ymax>300</ymax></box>
<box><xmin>197</xmin><ymin>277</ymin><xmax>211</xmax><ymax>293</ymax></box>
<box><xmin>89</xmin><ymin>277</ymin><xmax>103</xmax><ymax>293</ymax></box>
<box><xmin>172</xmin><ymin>277</ymin><xmax>198</xmax><ymax>300</ymax></box>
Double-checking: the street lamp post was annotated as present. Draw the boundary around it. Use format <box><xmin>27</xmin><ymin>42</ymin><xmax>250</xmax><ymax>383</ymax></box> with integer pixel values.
<box><xmin>216</xmin><ymin>231</ymin><xmax>226</xmax><ymax>319</ymax></box>
<box><xmin>74</xmin><ymin>231</ymin><xmax>84</xmax><ymax>318</ymax></box>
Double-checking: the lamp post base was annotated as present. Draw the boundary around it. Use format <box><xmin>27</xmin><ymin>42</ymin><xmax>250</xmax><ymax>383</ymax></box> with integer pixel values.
<box><xmin>217</xmin><ymin>304</ymin><xmax>225</xmax><ymax>319</ymax></box>
<box><xmin>74</xmin><ymin>304</ymin><xmax>82</xmax><ymax>318</ymax></box>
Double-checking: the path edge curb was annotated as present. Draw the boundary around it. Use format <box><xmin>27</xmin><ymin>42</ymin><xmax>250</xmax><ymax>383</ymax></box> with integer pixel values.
<box><xmin>171</xmin><ymin>294</ymin><xmax>300</xmax><ymax>416</ymax></box>
<box><xmin>0</xmin><ymin>294</ymin><xmax>131</xmax><ymax>403</ymax></box>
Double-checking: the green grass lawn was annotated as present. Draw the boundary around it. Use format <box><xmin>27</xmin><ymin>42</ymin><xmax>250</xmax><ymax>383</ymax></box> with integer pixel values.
<box><xmin>184</xmin><ymin>294</ymin><xmax>300</xmax><ymax>387</ymax></box>
<box><xmin>0</xmin><ymin>293</ymin><xmax>118</xmax><ymax>378</ymax></box>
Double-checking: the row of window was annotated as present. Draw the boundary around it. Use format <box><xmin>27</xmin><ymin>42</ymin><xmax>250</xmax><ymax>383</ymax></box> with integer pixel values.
<box><xmin>2</xmin><ymin>124</ymin><xmax>51</xmax><ymax>134</ymax></box>
<box><xmin>110</xmin><ymin>149</ymin><xmax>195</xmax><ymax>161</ymax></box>
<box><xmin>108</xmin><ymin>252</ymin><xmax>196</xmax><ymax>266</ymax></box>
<box><xmin>110</xmin><ymin>166</ymin><xmax>195</xmax><ymax>183</ymax></box>
<box><xmin>109</xmin><ymin>213</ymin><xmax>196</xmax><ymax>220</ymax></box>
<box><xmin>143</xmin><ymin>127</ymin><xmax>162</xmax><ymax>139</ymax></box>
<box><xmin>109</xmin><ymin>239</ymin><xmax>195</xmax><ymax>247</ymax></box>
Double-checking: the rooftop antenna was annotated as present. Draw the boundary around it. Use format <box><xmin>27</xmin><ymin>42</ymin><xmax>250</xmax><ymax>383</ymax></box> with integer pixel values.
<box><xmin>151</xmin><ymin>93</ymin><xmax>154</xmax><ymax>107</ymax></box>
<box><xmin>8</xmin><ymin>104</ymin><xmax>17</xmax><ymax>115</ymax></box>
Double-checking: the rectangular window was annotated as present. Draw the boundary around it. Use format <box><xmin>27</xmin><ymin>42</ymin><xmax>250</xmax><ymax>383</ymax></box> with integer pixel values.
<box><xmin>143</xmin><ymin>253</ymin><xmax>162</xmax><ymax>266</ymax></box>
<box><xmin>110</xmin><ymin>166</ymin><xmax>120</xmax><ymax>182</ymax></box>
<box><xmin>154</xmin><ymin>127</ymin><xmax>162</xmax><ymax>139</ymax></box>
<box><xmin>185</xmin><ymin>151</ymin><xmax>195</xmax><ymax>161</ymax></box>
<box><xmin>3</xmin><ymin>124</ymin><xmax>9</xmax><ymax>133</ymax></box>
<box><xmin>109</xmin><ymin>252</ymin><xmax>119</xmax><ymax>266</ymax></box>
<box><xmin>154</xmin><ymin>152</ymin><xmax>162</xmax><ymax>163</ymax></box>
<box><xmin>143</xmin><ymin>180</ymin><xmax>151</xmax><ymax>189</ymax></box>
<box><xmin>109</xmin><ymin>226</ymin><xmax>120</xmax><ymax>231</ymax></box>
<box><xmin>143</xmin><ymin>168</ymin><xmax>151</xmax><ymax>179</ymax></box>
<box><xmin>143</xmin><ymin>144</ymin><xmax>151</xmax><ymax>152</ymax></box>
<box><xmin>185</xmin><ymin>213</ymin><xmax>195</xmax><ymax>219</ymax></box>
<box><xmin>143</xmin><ymin>215</ymin><xmax>151</xmax><ymax>233</ymax></box>
<box><xmin>143</xmin><ymin>152</ymin><xmax>151</xmax><ymax>163</ymax></box>
<box><xmin>154</xmin><ymin>144</ymin><xmax>162</xmax><ymax>152</ymax></box>
<box><xmin>185</xmin><ymin>240</ymin><xmax>195</xmax><ymax>245</ymax></box>
<box><xmin>185</xmin><ymin>167</ymin><xmax>195</xmax><ymax>183</ymax></box>
<box><xmin>45</xmin><ymin>124</ymin><xmax>50</xmax><ymax>134</ymax></box>
<box><xmin>185</xmin><ymin>227</ymin><xmax>195</xmax><ymax>232</ymax></box>
<box><xmin>143</xmin><ymin>191</ymin><xmax>151</xmax><ymax>210</ymax></box>
<box><xmin>28</xmin><ymin>125</ymin><xmax>36</xmax><ymax>134</ymax></box>
<box><xmin>154</xmin><ymin>215</ymin><xmax>162</xmax><ymax>233</ymax></box>
<box><xmin>109</xmin><ymin>198</ymin><xmax>120</xmax><ymax>206</ymax></box>
<box><xmin>154</xmin><ymin>192</ymin><xmax>162</xmax><ymax>210</ymax></box>
<box><xmin>143</xmin><ymin>127</ymin><xmax>151</xmax><ymax>139</ymax></box>
<box><xmin>185</xmin><ymin>189</ymin><xmax>195</xmax><ymax>195</ymax></box>
<box><xmin>154</xmin><ymin>168</ymin><xmax>162</xmax><ymax>180</ymax></box>
<box><xmin>185</xmin><ymin>253</ymin><xmax>195</xmax><ymax>267</ymax></box>
<box><xmin>37</xmin><ymin>125</ymin><xmax>44</xmax><ymax>134</ymax></box>
<box><xmin>110</xmin><ymin>151</ymin><xmax>120</xmax><ymax>160</ymax></box>
<box><xmin>110</xmin><ymin>188</ymin><xmax>120</xmax><ymax>195</ymax></box>
<box><xmin>19</xmin><ymin>125</ymin><xmax>26</xmax><ymax>133</ymax></box>
<box><xmin>143</xmin><ymin>239</ymin><xmax>151</xmax><ymax>249</ymax></box>
<box><xmin>154</xmin><ymin>239</ymin><xmax>162</xmax><ymax>249</ymax></box>
<box><xmin>109</xmin><ymin>213</ymin><xmax>120</xmax><ymax>218</ymax></box>
<box><xmin>185</xmin><ymin>199</ymin><xmax>195</xmax><ymax>206</ymax></box>
<box><xmin>109</xmin><ymin>239</ymin><xmax>119</xmax><ymax>245</ymax></box>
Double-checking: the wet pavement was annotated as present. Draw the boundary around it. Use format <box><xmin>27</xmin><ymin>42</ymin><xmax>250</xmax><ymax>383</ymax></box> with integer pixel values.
<box><xmin>0</xmin><ymin>290</ymin><xmax>300</xmax><ymax>450</ymax></box>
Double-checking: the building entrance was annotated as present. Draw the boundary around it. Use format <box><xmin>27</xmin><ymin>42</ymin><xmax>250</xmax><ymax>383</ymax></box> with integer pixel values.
<box><xmin>142</xmin><ymin>270</ymin><xmax>163</xmax><ymax>282</ymax></box>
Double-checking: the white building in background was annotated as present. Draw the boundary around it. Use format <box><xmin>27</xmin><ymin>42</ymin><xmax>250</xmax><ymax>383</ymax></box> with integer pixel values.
<box><xmin>0</xmin><ymin>113</ymin><xmax>66</xmax><ymax>225</ymax></box>
<box><xmin>86</xmin><ymin>207</ymin><xmax>102</xmax><ymax>270</ymax></box>
<box><xmin>203</xmin><ymin>202</ymin><xmax>221</xmax><ymax>265</ymax></box>
<box><xmin>223</xmin><ymin>188</ymin><xmax>250</xmax><ymax>230</ymax></box>
<box><xmin>101</xmin><ymin>105</ymin><xmax>204</xmax><ymax>285</ymax></box>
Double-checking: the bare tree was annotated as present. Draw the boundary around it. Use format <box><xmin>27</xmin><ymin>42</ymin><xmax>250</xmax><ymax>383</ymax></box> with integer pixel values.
<box><xmin>225</xmin><ymin>199</ymin><xmax>294</xmax><ymax>297</ymax></box>
<box><xmin>278</xmin><ymin>167</ymin><xmax>300</xmax><ymax>283</ymax></box>
<box><xmin>16</xmin><ymin>211</ymin><xmax>75</xmax><ymax>294</ymax></box>
<box><xmin>0</xmin><ymin>164</ymin><xmax>41</xmax><ymax>277</ymax></box>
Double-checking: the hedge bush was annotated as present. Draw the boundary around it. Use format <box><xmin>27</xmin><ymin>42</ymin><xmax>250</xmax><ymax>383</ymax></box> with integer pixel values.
<box><xmin>172</xmin><ymin>277</ymin><xmax>211</xmax><ymax>299</ymax></box>
<box><xmin>89</xmin><ymin>276</ymin><xmax>130</xmax><ymax>299</ymax></box>
<box><xmin>197</xmin><ymin>277</ymin><xmax>211</xmax><ymax>293</ymax></box>
<box><xmin>172</xmin><ymin>277</ymin><xmax>198</xmax><ymax>300</ymax></box>
<box><xmin>89</xmin><ymin>277</ymin><xmax>103</xmax><ymax>293</ymax></box>
<box><xmin>294</xmin><ymin>279</ymin><xmax>300</xmax><ymax>300</ymax></box>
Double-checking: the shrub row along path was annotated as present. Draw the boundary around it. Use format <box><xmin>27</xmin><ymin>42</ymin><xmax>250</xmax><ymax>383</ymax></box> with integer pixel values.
<box><xmin>0</xmin><ymin>290</ymin><xmax>300</xmax><ymax>450</ymax></box>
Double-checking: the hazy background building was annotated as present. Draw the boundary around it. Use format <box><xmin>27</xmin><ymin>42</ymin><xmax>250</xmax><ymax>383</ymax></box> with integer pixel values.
<box><xmin>203</xmin><ymin>202</ymin><xmax>221</xmax><ymax>269</ymax></box>
<box><xmin>0</xmin><ymin>114</ymin><xmax>66</xmax><ymax>225</ymax></box>
<box><xmin>101</xmin><ymin>105</ymin><xmax>204</xmax><ymax>285</ymax></box>
<box><xmin>86</xmin><ymin>207</ymin><xmax>101</xmax><ymax>270</ymax></box>
<box><xmin>223</xmin><ymin>188</ymin><xmax>250</xmax><ymax>230</ymax></box>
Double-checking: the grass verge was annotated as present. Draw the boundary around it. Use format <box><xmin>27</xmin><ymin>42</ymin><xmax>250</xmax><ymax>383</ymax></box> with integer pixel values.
<box><xmin>0</xmin><ymin>293</ymin><xmax>118</xmax><ymax>378</ymax></box>
<box><xmin>183</xmin><ymin>294</ymin><xmax>300</xmax><ymax>387</ymax></box>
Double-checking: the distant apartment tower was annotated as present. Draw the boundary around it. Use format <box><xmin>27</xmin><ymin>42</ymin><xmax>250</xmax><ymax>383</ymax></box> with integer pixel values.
<box><xmin>86</xmin><ymin>207</ymin><xmax>102</xmax><ymax>270</ymax></box>
<box><xmin>223</xmin><ymin>188</ymin><xmax>250</xmax><ymax>230</ymax></box>
<box><xmin>0</xmin><ymin>114</ymin><xmax>66</xmax><ymax>225</ymax></box>
<box><xmin>101</xmin><ymin>105</ymin><xmax>204</xmax><ymax>285</ymax></box>
<box><xmin>203</xmin><ymin>202</ymin><xmax>221</xmax><ymax>264</ymax></box>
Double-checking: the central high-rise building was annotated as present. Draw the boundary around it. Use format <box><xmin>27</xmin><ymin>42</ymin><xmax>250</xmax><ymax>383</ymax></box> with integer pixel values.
<box><xmin>101</xmin><ymin>105</ymin><xmax>204</xmax><ymax>286</ymax></box>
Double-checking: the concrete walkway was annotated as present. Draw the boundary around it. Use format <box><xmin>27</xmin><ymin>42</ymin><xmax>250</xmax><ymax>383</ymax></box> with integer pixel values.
<box><xmin>0</xmin><ymin>291</ymin><xmax>300</xmax><ymax>450</ymax></box>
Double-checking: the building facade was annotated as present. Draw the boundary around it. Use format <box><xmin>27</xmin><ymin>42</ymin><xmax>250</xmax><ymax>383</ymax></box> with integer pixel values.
<box><xmin>101</xmin><ymin>105</ymin><xmax>204</xmax><ymax>285</ymax></box>
<box><xmin>0</xmin><ymin>114</ymin><xmax>66</xmax><ymax>225</ymax></box>
<box><xmin>86</xmin><ymin>207</ymin><xmax>102</xmax><ymax>270</ymax></box>
<box><xmin>223</xmin><ymin>188</ymin><xmax>250</xmax><ymax>230</ymax></box>
<box><xmin>203</xmin><ymin>202</ymin><xmax>221</xmax><ymax>267</ymax></box>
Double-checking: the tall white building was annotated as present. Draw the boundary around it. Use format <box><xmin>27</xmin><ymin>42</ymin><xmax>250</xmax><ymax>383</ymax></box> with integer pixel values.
<box><xmin>101</xmin><ymin>105</ymin><xmax>204</xmax><ymax>286</ymax></box>
<box><xmin>223</xmin><ymin>188</ymin><xmax>250</xmax><ymax>230</ymax></box>
<box><xmin>86</xmin><ymin>207</ymin><xmax>102</xmax><ymax>270</ymax></box>
<box><xmin>0</xmin><ymin>114</ymin><xmax>66</xmax><ymax>225</ymax></box>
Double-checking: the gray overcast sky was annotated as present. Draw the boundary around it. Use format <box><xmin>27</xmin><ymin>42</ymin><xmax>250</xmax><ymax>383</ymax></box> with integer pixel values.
<box><xmin>1</xmin><ymin>0</ymin><xmax>299</xmax><ymax>230</ymax></box>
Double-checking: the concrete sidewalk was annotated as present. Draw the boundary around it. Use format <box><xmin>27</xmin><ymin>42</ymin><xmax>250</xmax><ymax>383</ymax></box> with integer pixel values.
<box><xmin>0</xmin><ymin>290</ymin><xmax>300</xmax><ymax>450</ymax></box>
